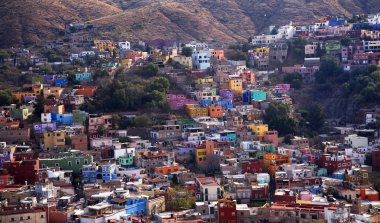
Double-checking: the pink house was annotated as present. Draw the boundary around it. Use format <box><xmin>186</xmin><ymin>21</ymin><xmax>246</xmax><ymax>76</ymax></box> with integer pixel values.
<box><xmin>166</xmin><ymin>94</ymin><xmax>197</xmax><ymax>110</ymax></box>
<box><xmin>272</xmin><ymin>84</ymin><xmax>291</xmax><ymax>94</ymax></box>
<box><xmin>263</xmin><ymin>130</ymin><xmax>278</xmax><ymax>146</ymax></box>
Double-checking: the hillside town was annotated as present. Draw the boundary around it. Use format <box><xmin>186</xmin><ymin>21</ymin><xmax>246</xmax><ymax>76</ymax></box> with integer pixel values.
<box><xmin>0</xmin><ymin>13</ymin><xmax>380</xmax><ymax>223</ymax></box>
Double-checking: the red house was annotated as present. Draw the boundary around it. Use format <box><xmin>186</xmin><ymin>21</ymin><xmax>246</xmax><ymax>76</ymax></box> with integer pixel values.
<box><xmin>372</xmin><ymin>149</ymin><xmax>380</xmax><ymax>170</ymax></box>
<box><xmin>241</xmin><ymin>159</ymin><xmax>262</xmax><ymax>174</ymax></box>
<box><xmin>217</xmin><ymin>199</ymin><xmax>237</xmax><ymax>223</ymax></box>
<box><xmin>317</xmin><ymin>154</ymin><xmax>352</xmax><ymax>175</ymax></box>
<box><xmin>274</xmin><ymin>189</ymin><xmax>297</xmax><ymax>203</ymax></box>
<box><xmin>0</xmin><ymin>169</ymin><xmax>12</xmax><ymax>188</ymax></box>
<box><xmin>3</xmin><ymin>159</ymin><xmax>41</xmax><ymax>185</ymax></box>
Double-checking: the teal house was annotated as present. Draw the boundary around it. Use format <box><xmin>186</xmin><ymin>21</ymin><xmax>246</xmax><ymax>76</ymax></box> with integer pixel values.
<box><xmin>251</xmin><ymin>90</ymin><xmax>267</xmax><ymax>102</ymax></box>
<box><xmin>75</xmin><ymin>72</ymin><xmax>92</xmax><ymax>82</ymax></box>
<box><xmin>118</xmin><ymin>153</ymin><xmax>134</xmax><ymax>166</ymax></box>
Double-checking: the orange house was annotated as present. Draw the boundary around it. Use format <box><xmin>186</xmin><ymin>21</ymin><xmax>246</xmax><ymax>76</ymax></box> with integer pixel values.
<box><xmin>262</xmin><ymin>153</ymin><xmax>289</xmax><ymax>178</ymax></box>
<box><xmin>241</xmin><ymin>71</ymin><xmax>255</xmax><ymax>83</ymax></box>
<box><xmin>154</xmin><ymin>165</ymin><xmax>180</xmax><ymax>175</ymax></box>
<box><xmin>75</xmin><ymin>86</ymin><xmax>96</xmax><ymax>97</ymax></box>
<box><xmin>211</xmin><ymin>49</ymin><xmax>225</xmax><ymax>60</ymax></box>
<box><xmin>358</xmin><ymin>188</ymin><xmax>379</xmax><ymax>201</ymax></box>
<box><xmin>208</xmin><ymin>105</ymin><xmax>223</xmax><ymax>118</ymax></box>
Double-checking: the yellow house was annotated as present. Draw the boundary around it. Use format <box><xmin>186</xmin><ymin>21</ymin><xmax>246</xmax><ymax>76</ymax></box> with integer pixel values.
<box><xmin>172</xmin><ymin>55</ymin><xmax>192</xmax><ymax>68</ymax></box>
<box><xmin>12</xmin><ymin>92</ymin><xmax>37</xmax><ymax>104</ymax></box>
<box><xmin>43</xmin><ymin>130</ymin><xmax>66</xmax><ymax>149</ymax></box>
<box><xmin>255</xmin><ymin>47</ymin><xmax>270</xmax><ymax>54</ymax></box>
<box><xmin>195</xmin><ymin>76</ymin><xmax>214</xmax><ymax>85</ymax></box>
<box><xmin>251</xmin><ymin>123</ymin><xmax>269</xmax><ymax>140</ymax></box>
<box><xmin>94</xmin><ymin>40</ymin><xmax>115</xmax><ymax>52</ymax></box>
<box><xmin>43</xmin><ymin>87</ymin><xmax>63</xmax><ymax>99</ymax></box>
<box><xmin>185</xmin><ymin>104</ymin><xmax>208</xmax><ymax>118</ymax></box>
<box><xmin>44</xmin><ymin>104</ymin><xmax>65</xmax><ymax>114</ymax></box>
<box><xmin>196</xmin><ymin>147</ymin><xmax>207</xmax><ymax>164</ymax></box>
<box><xmin>228</xmin><ymin>79</ymin><xmax>243</xmax><ymax>94</ymax></box>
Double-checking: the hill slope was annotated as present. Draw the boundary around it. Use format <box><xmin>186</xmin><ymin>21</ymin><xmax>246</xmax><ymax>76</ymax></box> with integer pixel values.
<box><xmin>0</xmin><ymin>0</ymin><xmax>121</xmax><ymax>47</ymax></box>
<box><xmin>1</xmin><ymin>0</ymin><xmax>380</xmax><ymax>47</ymax></box>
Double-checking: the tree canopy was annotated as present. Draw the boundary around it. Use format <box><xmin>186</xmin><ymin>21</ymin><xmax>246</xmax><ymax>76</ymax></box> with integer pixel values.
<box><xmin>0</xmin><ymin>90</ymin><xmax>11</xmax><ymax>106</ymax></box>
<box><xmin>284</xmin><ymin>72</ymin><xmax>302</xmax><ymax>89</ymax></box>
<box><xmin>181</xmin><ymin>47</ymin><xmax>193</xmax><ymax>57</ymax></box>
<box><xmin>264</xmin><ymin>102</ymin><xmax>297</xmax><ymax>136</ymax></box>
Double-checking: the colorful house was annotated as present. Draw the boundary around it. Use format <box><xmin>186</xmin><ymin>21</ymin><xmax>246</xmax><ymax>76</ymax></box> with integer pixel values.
<box><xmin>243</xmin><ymin>90</ymin><xmax>251</xmax><ymax>102</ymax></box>
<box><xmin>125</xmin><ymin>198</ymin><xmax>147</xmax><ymax>216</ymax></box>
<box><xmin>33</xmin><ymin>122</ymin><xmax>57</xmax><ymax>134</ymax></box>
<box><xmin>154</xmin><ymin>165</ymin><xmax>180</xmax><ymax>175</ymax></box>
<box><xmin>216</xmin><ymin>100</ymin><xmax>233</xmax><ymax>109</ymax></box>
<box><xmin>43</xmin><ymin>130</ymin><xmax>66</xmax><ymax>149</ymax></box>
<box><xmin>208</xmin><ymin>105</ymin><xmax>223</xmax><ymax>118</ymax></box>
<box><xmin>75</xmin><ymin>72</ymin><xmax>92</xmax><ymax>82</ymax></box>
<box><xmin>228</xmin><ymin>79</ymin><xmax>243</xmax><ymax>94</ymax></box>
<box><xmin>185</xmin><ymin>104</ymin><xmax>208</xmax><ymax>118</ymax></box>
<box><xmin>3</xmin><ymin>159</ymin><xmax>41</xmax><ymax>185</ymax></box>
<box><xmin>217</xmin><ymin>199</ymin><xmax>237</xmax><ymax>223</ymax></box>
<box><xmin>196</xmin><ymin>146</ymin><xmax>207</xmax><ymax>164</ymax></box>
<box><xmin>219</xmin><ymin>89</ymin><xmax>234</xmax><ymax>100</ymax></box>
<box><xmin>94</xmin><ymin>40</ymin><xmax>115</xmax><ymax>52</ymax></box>
<box><xmin>251</xmin><ymin>123</ymin><xmax>269</xmax><ymax>140</ymax></box>
<box><xmin>219</xmin><ymin>130</ymin><xmax>237</xmax><ymax>144</ymax></box>
<box><xmin>51</xmin><ymin>113</ymin><xmax>73</xmax><ymax>126</ymax></box>
<box><xmin>262</xmin><ymin>153</ymin><xmax>290</xmax><ymax>178</ymax></box>
<box><xmin>251</xmin><ymin>90</ymin><xmax>267</xmax><ymax>102</ymax></box>
<box><xmin>195</xmin><ymin>76</ymin><xmax>214</xmax><ymax>85</ymax></box>
<box><xmin>118</xmin><ymin>152</ymin><xmax>134</xmax><ymax>166</ymax></box>
<box><xmin>166</xmin><ymin>94</ymin><xmax>197</xmax><ymax>110</ymax></box>
<box><xmin>39</xmin><ymin>152</ymin><xmax>93</xmax><ymax>175</ymax></box>
<box><xmin>82</xmin><ymin>163</ymin><xmax>117</xmax><ymax>183</ymax></box>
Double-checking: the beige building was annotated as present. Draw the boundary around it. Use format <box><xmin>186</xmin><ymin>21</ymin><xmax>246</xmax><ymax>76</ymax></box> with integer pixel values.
<box><xmin>0</xmin><ymin>206</ymin><xmax>47</xmax><ymax>223</ymax></box>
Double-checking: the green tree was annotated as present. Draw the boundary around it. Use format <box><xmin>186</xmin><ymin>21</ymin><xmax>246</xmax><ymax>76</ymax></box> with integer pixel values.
<box><xmin>225</xmin><ymin>50</ymin><xmax>247</xmax><ymax>61</ymax></box>
<box><xmin>112</xmin><ymin>114</ymin><xmax>121</xmax><ymax>129</ymax></box>
<box><xmin>284</xmin><ymin>72</ymin><xmax>302</xmax><ymax>89</ymax></box>
<box><xmin>138</xmin><ymin>64</ymin><xmax>158</xmax><ymax>78</ymax></box>
<box><xmin>33</xmin><ymin>94</ymin><xmax>45</xmax><ymax>117</ymax></box>
<box><xmin>40</xmin><ymin>64</ymin><xmax>53</xmax><ymax>73</ymax></box>
<box><xmin>0</xmin><ymin>90</ymin><xmax>11</xmax><ymax>106</ymax></box>
<box><xmin>315</xmin><ymin>57</ymin><xmax>342</xmax><ymax>83</ymax></box>
<box><xmin>340</xmin><ymin>36</ymin><xmax>351</xmax><ymax>47</ymax></box>
<box><xmin>270</xmin><ymin>27</ymin><xmax>279</xmax><ymax>35</ymax></box>
<box><xmin>166</xmin><ymin>186</ymin><xmax>196</xmax><ymax>211</ymax></box>
<box><xmin>96</xmin><ymin>125</ymin><xmax>106</xmax><ymax>136</ymax></box>
<box><xmin>302</xmin><ymin>103</ymin><xmax>325</xmax><ymax>132</ymax></box>
<box><xmin>135</xmin><ymin>115</ymin><xmax>151</xmax><ymax>127</ymax></box>
<box><xmin>0</xmin><ymin>49</ymin><xmax>11</xmax><ymax>63</ymax></box>
<box><xmin>264</xmin><ymin>102</ymin><xmax>297</xmax><ymax>136</ymax></box>
<box><xmin>181</xmin><ymin>47</ymin><xmax>193</xmax><ymax>57</ymax></box>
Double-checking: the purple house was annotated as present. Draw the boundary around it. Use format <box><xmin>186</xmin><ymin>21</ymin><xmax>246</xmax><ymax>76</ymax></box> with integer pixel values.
<box><xmin>24</xmin><ymin>96</ymin><xmax>37</xmax><ymax>103</ymax></box>
<box><xmin>0</xmin><ymin>154</ymin><xmax>11</xmax><ymax>168</ymax></box>
<box><xmin>33</xmin><ymin>122</ymin><xmax>57</xmax><ymax>134</ymax></box>
<box><xmin>219</xmin><ymin>89</ymin><xmax>234</xmax><ymax>100</ymax></box>
<box><xmin>43</xmin><ymin>74</ymin><xmax>55</xmax><ymax>84</ymax></box>
<box><xmin>166</xmin><ymin>93</ymin><xmax>198</xmax><ymax>110</ymax></box>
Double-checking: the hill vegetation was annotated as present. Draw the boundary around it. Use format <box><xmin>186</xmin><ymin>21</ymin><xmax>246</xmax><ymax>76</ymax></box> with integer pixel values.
<box><xmin>1</xmin><ymin>0</ymin><xmax>380</xmax><ymax>47</ymax></box>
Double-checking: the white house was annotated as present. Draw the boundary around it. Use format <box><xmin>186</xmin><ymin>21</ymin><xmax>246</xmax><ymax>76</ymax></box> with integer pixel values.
<box><xmin>118</xmin><ymin>41</ymin><xmax>131</xmax><ymax>50</ymax></box>
<box><xmin>344</xmin><ymin>134</ymin><xmax>368</xmax><ymax>148</ymax></box>
<box><xmin>192</xmin><ymin>50</ymin><xmax>211</xmax><ymax>70</ymax></box>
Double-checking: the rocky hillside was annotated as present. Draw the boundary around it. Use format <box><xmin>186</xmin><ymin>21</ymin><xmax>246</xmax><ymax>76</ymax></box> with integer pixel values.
<box><xmin>1</xmin><ymin>0</ymin><xmax>380</xmax><ymax>47</ymax></box>
<box><xmin>0</xmin><ymin>0</ymin><xmax>121</xmax><ymax>47</ymax></box>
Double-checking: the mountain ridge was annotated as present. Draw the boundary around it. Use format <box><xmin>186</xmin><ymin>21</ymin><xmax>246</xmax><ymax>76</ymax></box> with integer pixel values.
<box><xmin>1</xmin><ymin>0</ymin><xmax>380</xmax><ymax>47</ymax></box>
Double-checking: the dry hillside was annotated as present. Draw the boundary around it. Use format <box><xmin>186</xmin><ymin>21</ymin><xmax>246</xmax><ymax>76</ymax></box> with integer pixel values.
<box><xmin>0</xmin><ymin>0</ymin><xmax>121</xmax><ymax>47</ymax></box>
<box><xmin>1</xmin><ymin>0</ymin><xmax>379</xmax><ymax>47</ymax></box>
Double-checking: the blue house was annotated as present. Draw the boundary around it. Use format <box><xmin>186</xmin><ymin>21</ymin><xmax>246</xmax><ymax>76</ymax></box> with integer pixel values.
<box><xmin>216</xmin><ymin>100</ymin><xmax>233</xmax><ymax>109</ymax></box>
<box><xmin>75</xmin><ymin>72</ymin><xmax>92</xmax><ymax>82</ymax></box>
<box><xmin>82</xmin><ymin>164</ymin><xmax>118</xmax><ymax>183</ymax></box>
<box><xmin>251</xmin><ymin>90</ymin><xmax>266</xmax><ymax>102</ymax></box>
<box><xmin>54</xmin><ymin>79</ymin><xmax>68</xmax><ymax>85</ymax></box>
<box><xmin>243</xmin><ymin>90</ymin><xmax>251</xmax><ymax>102</ymax></box>
<box><xmin>328</xmin><ymin>17</ymin><xmax>346</xmax><ymax>27</ymax></box>
<box><xmin>331</xmin><ymin>171</ymin><xmax>345</xmax><ymax>180</ymax></box>
<box><xmin>199</xmin><ymin>99</ymin><xmax>213</xmax><ymax>107</ymax></box>
<box><xmin>51</xmin><ymin>113</ymin><xmax>73</xmax><ymax>126</ymax></box>
<box><xmin>219</xmin><ymin>130</ymin><xmax>237</xmax><ymax>144</ymax></box>
<box><xmin>125</xmin><ymin>198</ymin><xmax>147</xmax><ymax>216</ymax></box>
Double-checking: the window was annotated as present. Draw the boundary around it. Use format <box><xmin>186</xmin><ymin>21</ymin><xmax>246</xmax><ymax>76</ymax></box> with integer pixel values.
<box><xmin>41</xmin><ymin>214</ymin><xmax>44</xmax><ymax>218</ymax></box>
<box><xmin>76</xmin><ymin>159</ymin><xmax>80</xmax><ymax>165</ymax></box>
<box><xmin>68</xmin><ymin>161</ymin><xmax>72</xmax><ymax>167</ymax></box>
<box><xmin>55</xmin><ymin>163</ymin><xmax>60</xmax><ymax>167</ymax></box>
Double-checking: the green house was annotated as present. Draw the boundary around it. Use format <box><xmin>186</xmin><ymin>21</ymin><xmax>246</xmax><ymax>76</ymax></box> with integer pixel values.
<box><xmin>118</xmin><ymin>153</ymin><xmax>134</xmax><ymax>166</ymax></box>
<box><xmin>39</xmin><ymin>151</ymin><xmax>93</xmax><ymax>175</ymax></box>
